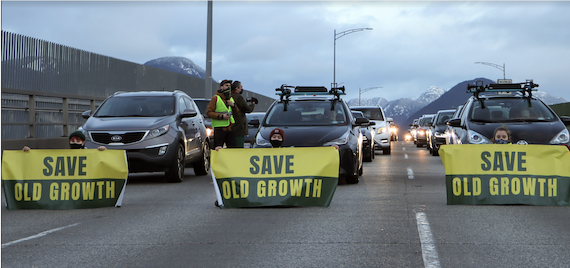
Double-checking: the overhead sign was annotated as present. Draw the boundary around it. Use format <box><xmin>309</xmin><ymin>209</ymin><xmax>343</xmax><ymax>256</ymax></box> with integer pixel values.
<box><xmin>2</xmin><ymin>149</ymin><xmax>128</xmax><ymax>209</ymax></box>
<box><xmin>439</xmin><ymin>144</ymin><xmax>570</xmax><ymax>206</ymax></box>
<box><xmin>211</xmin><ymin>147</ymin><xmax>339</xmax><ymax>208</ymax></box>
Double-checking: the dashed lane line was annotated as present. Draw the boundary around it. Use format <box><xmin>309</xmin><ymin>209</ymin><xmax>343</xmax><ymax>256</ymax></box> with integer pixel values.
<box><xmin>2</xmin><ymin>223</ymin><xmax>80</xmax><ymax>248</ymax></box>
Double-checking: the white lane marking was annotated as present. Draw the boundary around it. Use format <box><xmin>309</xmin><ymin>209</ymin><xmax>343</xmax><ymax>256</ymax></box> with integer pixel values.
<box><xmin>407</xmin><ymin>168</ymin><xmax>414</xmax><ymax>179</ymax></box>
<box><xmin>416</xmin><ymin>212</ymin><xmax>441</xmax><ymax>268</ymax></box>
<box><xmin>2</xmin><ymin>223</ymin><xmax>80</xmax><ymax>248</ymax></box>
<box><xmin>404</xmin><ymin>154</ymin><xmax>409</xmax><ymax>159</ymax></box>
<box><xmin>403</xmin><ymin>147</ymin><xmax>406</xmax><ymax>151</ymax></box>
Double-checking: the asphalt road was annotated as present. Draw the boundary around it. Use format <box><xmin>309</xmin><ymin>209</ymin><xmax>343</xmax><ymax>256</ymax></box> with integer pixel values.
<box><xmin>2</xmin><ymin>141</ymin><xmax>569</xmax><ymax>268</ymax></box>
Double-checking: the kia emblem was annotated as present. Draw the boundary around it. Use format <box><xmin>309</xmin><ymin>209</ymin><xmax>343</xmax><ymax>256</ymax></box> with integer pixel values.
<box><xmin>111</xmin><ymin>135</ymin><xmax>122</xmax><ymax>142</ymax></box>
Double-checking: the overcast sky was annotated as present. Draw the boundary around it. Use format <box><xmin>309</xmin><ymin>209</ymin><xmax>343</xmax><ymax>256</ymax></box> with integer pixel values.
<box><xmin>2</xmin><ymin>1</ymin><xmax>570</xmax><ymax>102</ymax></box>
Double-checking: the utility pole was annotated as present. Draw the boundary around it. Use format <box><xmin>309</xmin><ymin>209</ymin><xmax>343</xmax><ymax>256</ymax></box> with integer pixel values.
<box><xmin>205</xmin><ymin>0</ymin><xmax>213</xmax><ymax>98</ymax></box>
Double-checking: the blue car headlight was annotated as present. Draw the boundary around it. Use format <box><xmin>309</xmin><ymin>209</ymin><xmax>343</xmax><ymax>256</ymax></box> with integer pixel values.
<box><xmin>550</xmin><ymin>128</ymin><xmax>570</xmax><ymax>144</ymax></box>
<box><xmin>324</xmin><ymin>130</ymin><xmax>349</xmax><ymax>146</ymax></box>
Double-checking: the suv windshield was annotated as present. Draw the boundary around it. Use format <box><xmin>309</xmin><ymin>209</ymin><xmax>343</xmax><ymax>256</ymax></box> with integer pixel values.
<box><xmin>95</xmin><ymin>96</ymin><xmax>175</xmax><ymax>117</ymax></box>
<box><xmin>265</xmin><ymin>101</ymin><xmax>348</xmax><ymax>126</ymax></box>
<box><xmin>351</xmin><ymin>108</ymin><xmax>384</xmax><ymax>120</ymax></box>
<box><xmin>470</xmin><ymin>98</ymin><xmax>557</xmax><ymax>122</ymax></box>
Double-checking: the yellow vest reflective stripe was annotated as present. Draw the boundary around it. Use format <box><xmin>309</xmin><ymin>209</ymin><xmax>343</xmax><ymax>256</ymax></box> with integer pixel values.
<box><xmin>211</xmin><ymin>95</ymin><xmax>235</xmax><ymax>127</ymax></box>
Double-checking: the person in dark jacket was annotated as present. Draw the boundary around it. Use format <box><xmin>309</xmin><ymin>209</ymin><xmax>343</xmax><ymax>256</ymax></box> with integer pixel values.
<box><xmin>206</xmin><ymin>79</ymin><xmax>238</xmax><ymax>151</ymax></box>
<box><xmin>230</xmin><ymin>81</ymin><xmax>256</xmax><ymax>148</ymax></box>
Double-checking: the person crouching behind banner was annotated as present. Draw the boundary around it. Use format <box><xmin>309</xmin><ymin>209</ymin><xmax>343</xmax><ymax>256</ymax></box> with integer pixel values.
<box><xmin>23</xmin><ymin>130</ymin><xmax>106</xmax><ymax>151</ymax></box>
<box><xmin>269</xmin><ymin>128</ymin><xmax>339</xmax><ymax>149</ymax></box>
<box><xmin>207</xmin><ymin>79</ymin><xmax>239</xmax><ymax>151</ymax></box>
<box><xmin>493</xmin><ymin>125</ymin><xmax>512</xmax><ymax>144</ymax></box>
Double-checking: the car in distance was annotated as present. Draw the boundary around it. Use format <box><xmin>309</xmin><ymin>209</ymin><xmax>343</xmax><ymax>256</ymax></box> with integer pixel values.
<box><xmin>415</xmin><ymin>114</ymin><xmax>435</xmax><ymax>147</ymax></box>
<box><xmin>244</xmin><ymin>112</ymin><xmax>266</xmax><ymax>148</ymax></box>
<box><xmin>446</xmin><ymin>80</ymin><xmax>570</xmax><ymax>146</ymax></box>
<box><xmin>80</xmin><ymin>90</ymin><xmax>211</xmax><ymax>182</ymax></box>
<box><xmin>352</xmin><ymin>110</ymin><xmax>376</xmax><ymax>162</ymax></box>
<box><xmin>426</xmin><ymin>109</ymin><xmax>455</xmax><ymax>156</ymax></box>
<box><xmin>253</xmin><ymin>85</ymin><xmax>367</xmax><ymax>184</ymax></box>
<box><xmin>349</xmin><ymin>105</ymin><xmax>391</xmax><ymax>154</ymax></box>
<box><xmin>193</xmin><ymin>98</ymin><xmax>215</xmax><ymax>148</ymax></box>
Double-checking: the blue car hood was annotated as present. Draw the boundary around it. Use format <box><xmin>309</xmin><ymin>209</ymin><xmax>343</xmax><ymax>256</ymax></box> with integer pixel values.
<box><xmin>83</xmin><ymin>116</ymin><xmax>173</xmax><ymax>131</ymax></box>
<box><xmin>259</xmin><ymin>125</ymin><xmax>349</xmax><ymax>147</ymax></box>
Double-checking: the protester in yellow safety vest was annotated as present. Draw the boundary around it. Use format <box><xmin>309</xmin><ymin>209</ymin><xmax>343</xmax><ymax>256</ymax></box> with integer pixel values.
<box><xmin>206</xmin><ymin>79</ymin><xmax>238</xmax><ymax>151</ymax></box>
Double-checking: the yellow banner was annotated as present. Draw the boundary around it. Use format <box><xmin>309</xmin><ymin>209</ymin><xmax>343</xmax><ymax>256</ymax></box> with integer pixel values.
<box><xmin>211</xmin><ymin>147</ymin><xmax>339</xmax><ymax>179</ymax></box>
<box><xmin>2</xmin><ymin>149</ymin><xmax>128</xmax><ymax>181</ymax></box>
<box><xmin>211</xmin><ymin>147</ymin><xmax>340</xmax><ymax>208</ymax></box>
<box><xmin>439</xmin><ymin>144</ymin><xmax>570</xmax><ymax>176</ymax></box>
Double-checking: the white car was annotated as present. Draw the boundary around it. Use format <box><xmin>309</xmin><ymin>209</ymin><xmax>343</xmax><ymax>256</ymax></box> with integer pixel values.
<box><xmin>349</xmin><ymin>105</ymin><xmax>391</xmax><ymax>154</ymax></box>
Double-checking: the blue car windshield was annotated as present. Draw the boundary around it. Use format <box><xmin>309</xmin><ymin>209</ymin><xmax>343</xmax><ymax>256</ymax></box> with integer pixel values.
<box><xmin>265</xmin><ymin>101</ymin><xmax>348</xmax><ymax>126</ymax></box>
<box><xmin>470</xmin><ymin>98</ymin><xmax>557</xmax><ymax>122</ymax></box>
<box><xmin>95</xmin><ymin>96</ymin><xmax>175</xmax><ymax>117</ymax></box>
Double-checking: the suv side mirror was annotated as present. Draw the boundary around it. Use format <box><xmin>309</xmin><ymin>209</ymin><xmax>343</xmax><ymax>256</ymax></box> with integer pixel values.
<box><xmin>447</xmin><ymin>118</ymin><xmax>461</xmax><ymax>127</ymax></box>
<box><xmin>248</xmin><ymin>119</ymin><xmax>260</xmax><ymax>128</ymax></box>
<box><xmin>355</xmin><ymin>117</ymin><xmax>370</xmax><ymax>126</ymax></box>
<box><xmin>81</xmin><ymin>110</ymin><xmax>92</xmax><ymax>119</ymax></box>
<box><xmin>181</xmin><ymin>109</ymin><xmax>198</xmax><ymax>118</ymax></box>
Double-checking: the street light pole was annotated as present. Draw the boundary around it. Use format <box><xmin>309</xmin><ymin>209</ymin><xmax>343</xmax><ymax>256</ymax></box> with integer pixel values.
<box><xmin>475</xmin><ymin>62</ymin><xmax>506</xmax><ymax>79</ymax></box>
<box><xmin>359</xmin><ymin>86</ymin><xmax>382</xmax><ymax>105</ymax></box>
<box><xmin>333</xmin><ymin>28</ymin><xmax>373</xmax><ymax>88</ymax></box>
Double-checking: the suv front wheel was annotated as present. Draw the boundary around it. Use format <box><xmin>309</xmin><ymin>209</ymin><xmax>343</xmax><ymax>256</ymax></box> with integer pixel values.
<box><xmin>193</xmin><ymin>141</ymin><xmax>210</xmax><ymax>175</ymax></box>
<box><xmin>166</xmin><ymin>144</ymin><xmax>185</xmax><ymax>183</ymax></box>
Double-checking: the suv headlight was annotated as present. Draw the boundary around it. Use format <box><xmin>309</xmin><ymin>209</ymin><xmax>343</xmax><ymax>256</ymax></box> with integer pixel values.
<box><xmin>256</xmin><ymin>133</ymin><xmax>271</xmax><ymax>146</ymax></box>
<box><xmin>377</xmin><ymin>127</ymin><xmax>387</xmax><ymax>134</ymax></box>
<box><xmin>147</xmin><ymin>125</ymin><xmax>170</xmax><ymax>139</ymax></box>
<box><xmin>550</xmin><ymin>128</ymin><xmax>570</xmax><ymax>144</ymax></box>
<box><xmin>324</xmin><ymin>130</ymin><xmax>349</xmax><ymax>146</ymax></box>
<box><xmin>468</xmin><ymin>129</ymin><xmax>492</xmax><ymax>144</ymax></box>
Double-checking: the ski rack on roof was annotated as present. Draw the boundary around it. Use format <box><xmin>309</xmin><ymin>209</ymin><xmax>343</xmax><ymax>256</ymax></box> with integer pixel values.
<box><xmin>467</xmin><ymin>79</ymin><xmax>539</xmax><ymax>109</ymax></box>
<box><xmin>467</xmin><ymin>79</ymin><xmax>539</xmax><ymax>100</ymax></box>
<box><xmin>275</xmin><ymin>84</ymin><xmax>346</xmax><ymax>111</ymax></box>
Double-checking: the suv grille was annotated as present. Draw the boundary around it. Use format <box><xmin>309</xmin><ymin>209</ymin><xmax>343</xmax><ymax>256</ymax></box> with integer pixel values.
<box><xmin>91</xmin><ymin>132</ymin><xmax>147</xmax><ymax>145</ymax></box>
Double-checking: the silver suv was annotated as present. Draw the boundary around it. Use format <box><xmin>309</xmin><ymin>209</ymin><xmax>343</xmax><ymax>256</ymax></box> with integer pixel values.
<box><xmin>80</xmin><ymin>90</ymin><xmax>211</xmax><ymax>182</ymax></box>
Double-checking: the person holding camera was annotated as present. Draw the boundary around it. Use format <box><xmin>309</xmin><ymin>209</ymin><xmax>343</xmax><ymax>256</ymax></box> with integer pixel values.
<box><xmin>207</xmin><ymin>79</ymin><xmax>238</xmax><ymax>151</ymax></box>
<box><xmin>230</xmin><ymin>80</ymin><xmax>257</xmax><ymax>148</ymax></box>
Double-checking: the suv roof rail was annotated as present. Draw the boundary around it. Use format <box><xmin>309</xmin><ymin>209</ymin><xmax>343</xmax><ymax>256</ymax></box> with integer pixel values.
<box><xmin>468</xmin><ymin>79</ymin><xmax>538</xmax><ymax>108</ymax></box>
<box><xmin>275</xmin><ymin>84</ymin><xmax>346</xmax><ymax>111</ymax></box>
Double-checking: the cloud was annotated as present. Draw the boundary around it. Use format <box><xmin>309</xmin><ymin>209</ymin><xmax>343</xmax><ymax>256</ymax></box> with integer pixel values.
<box><xmin>2</xmin><ymin>1</ymin><xmax>570</xmax><ymax>102</ymax></box>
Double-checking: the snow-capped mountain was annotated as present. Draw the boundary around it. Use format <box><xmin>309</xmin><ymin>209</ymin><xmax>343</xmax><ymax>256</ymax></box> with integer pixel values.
<box><xmin>533</xmin><ymin>91</ymin><xmax>567</xmax><ymax>105</ymax></box>
<box><xmin>144</xmin><ymin>56</ymin><xmax>206</xmax><ymax>79</ymax></box>
<box><xmin>348</xmin><ymin>86</ymin><xmax>447</xmax><ymax>125</ymax></box>
<box><xmin>413</xmin><ymin>86</ymin><xmax>447</xmax><ymax>104</ymax></box>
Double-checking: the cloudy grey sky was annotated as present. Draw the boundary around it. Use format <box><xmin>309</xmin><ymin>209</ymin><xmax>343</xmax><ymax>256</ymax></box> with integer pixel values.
<box><xmin>2</xmin><ymin>1</ymin><xmax>570</xmax><ymax>102</ymax></box>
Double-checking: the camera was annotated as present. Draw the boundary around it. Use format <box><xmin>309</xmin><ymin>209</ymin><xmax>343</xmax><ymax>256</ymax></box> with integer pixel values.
<box><xmin>246</xmin><ymin>97</ymin><xmax>259</xmax><ymax>104</ymax></box>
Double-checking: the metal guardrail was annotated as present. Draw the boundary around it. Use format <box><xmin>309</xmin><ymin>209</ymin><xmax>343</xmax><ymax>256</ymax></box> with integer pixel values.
<box><xmin>1</xmin><ymin>88</ymin><xmax>106</xmax><ymax>139</ymax></box>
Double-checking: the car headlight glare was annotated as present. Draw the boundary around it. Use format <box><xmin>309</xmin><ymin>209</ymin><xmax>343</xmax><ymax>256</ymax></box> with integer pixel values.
<box><xmin>148</xmin><ymin>125</ymin><xmax>169</xmax><ymax>139</ymax></box>
<box><xmin>206</xmin><ymin>127</ymin><xmax>213</xmax><ymax>137</ymax></box>
<box><xmin>550</xmin><ymin>128</ymin><xmax>570</xmax><ymax>144</ymax></box>
<box><xmin>377</xmin><ymin>127</ymin><xmax>387</xmax><ymax>134</ymax></box>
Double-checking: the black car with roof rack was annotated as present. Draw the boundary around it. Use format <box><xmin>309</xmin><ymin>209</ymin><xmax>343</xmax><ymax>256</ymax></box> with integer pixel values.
<box><xmin>446</xmin><ymin>79</ymin><xmax>570</xmax><ymax>146</ymax></box>
<box><xmin>80</xmin><ymin>90</ymin><xmax>211</xmax><ymax>182</ymax></box>
<box><xmin>251</xmin><ymin>85</ymin><xmax>369</xmax><ymax>184</ymax></box>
